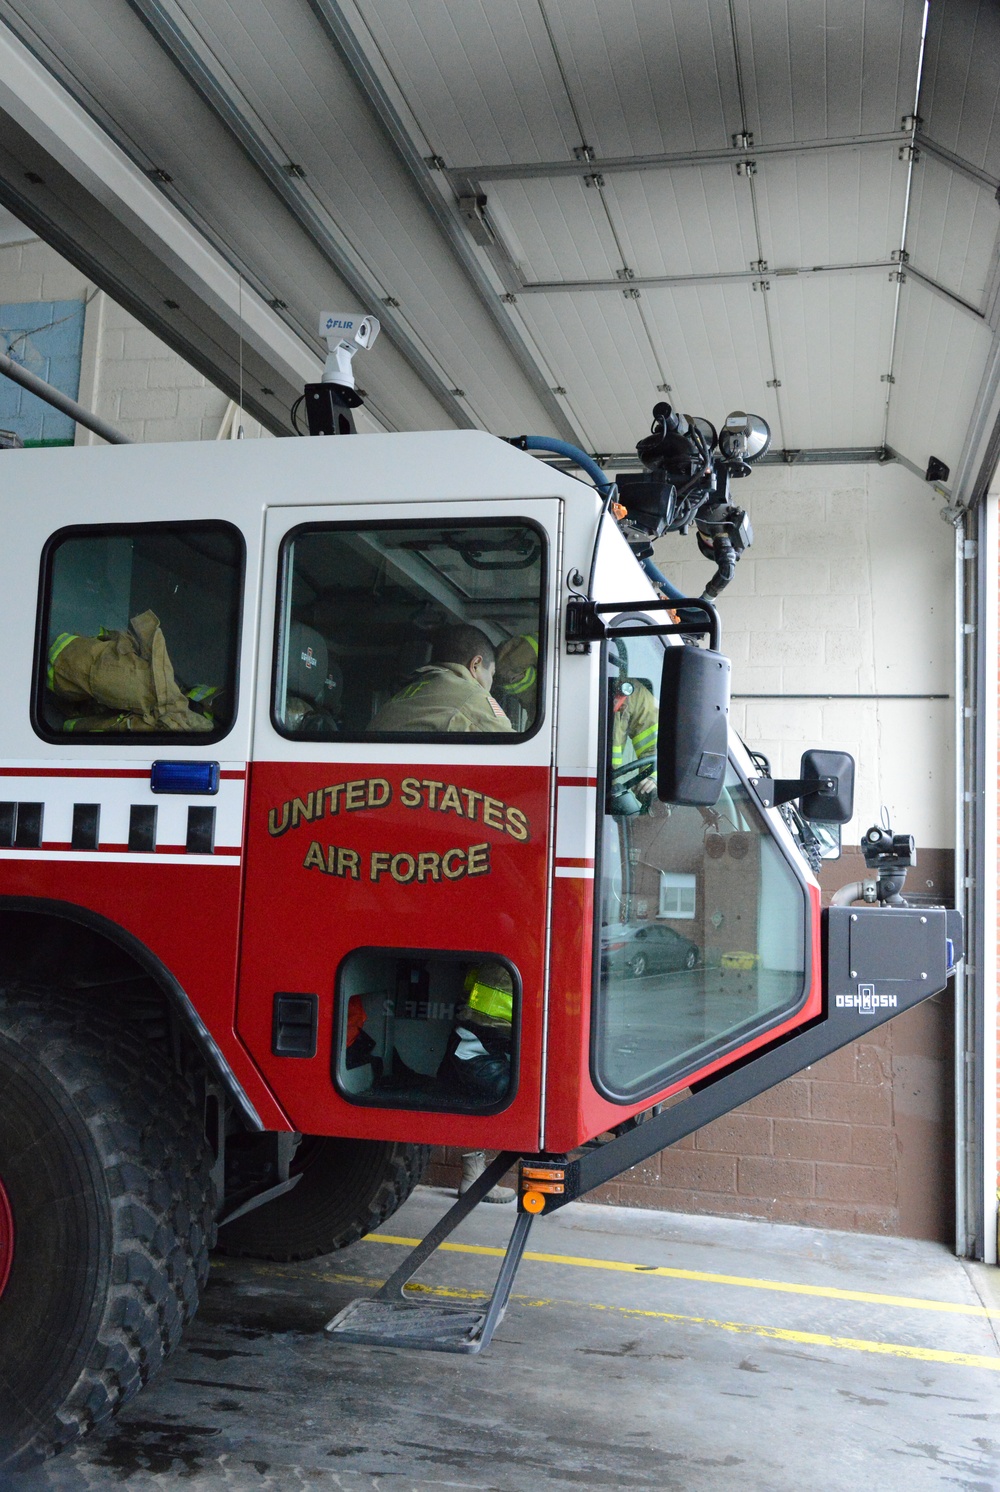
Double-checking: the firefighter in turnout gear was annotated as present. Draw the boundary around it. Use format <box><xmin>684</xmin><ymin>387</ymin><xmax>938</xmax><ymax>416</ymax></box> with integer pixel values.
<box><xmin>441</xmin><ymin>963</ymin><xmax>516</xmax><ymax>1204</ymax></box>
<box><xmin>610</xmin><ymin>639</ymin><xmax>658</xmax><ymax>800</ymax></box>
<box><xmin>369</xmin><ymin>624</ymin><xmax>512</xmax><ymax>734</ymax></box>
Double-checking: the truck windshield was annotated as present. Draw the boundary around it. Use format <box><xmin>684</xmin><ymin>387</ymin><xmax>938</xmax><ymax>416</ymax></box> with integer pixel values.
<box><xmin>593</xmin><ymin>631</ymin><xmax>809</xmax><ymax>1101</ymax></box>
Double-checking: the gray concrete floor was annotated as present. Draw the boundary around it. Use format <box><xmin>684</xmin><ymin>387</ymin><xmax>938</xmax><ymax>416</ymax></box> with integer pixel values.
<box><xmin>13</xmin><ymin>1188</ymin><xmax>1000</xmax><ymax>1492</ymax></box>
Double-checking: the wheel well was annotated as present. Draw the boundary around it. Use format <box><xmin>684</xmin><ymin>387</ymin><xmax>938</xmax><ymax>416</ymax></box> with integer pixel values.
<box><xmin>0</xmin><ymin>904</ymin><xmax>258</xmax><ymax>1134</ymax></box>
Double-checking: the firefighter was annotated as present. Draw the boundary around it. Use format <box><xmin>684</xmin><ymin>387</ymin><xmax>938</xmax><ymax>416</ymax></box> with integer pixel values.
<box><xmin>610</xmin><ymin>640</ymin><xmax>658</xmax><ymax>799</ymax></box>
<box><xmin>369</xmin><ymin>624</ymin><xmax>512</xmax><ymax>733</ymax></box>
<box><xmin>495</xmin><ymin>632</ymin><xmax>539</xmax><ymax>722</ymax></box>
<box><xmin>439</xmin><ymin>963</ymin><xmax>515</xmax><ymax>1204</ymax></box>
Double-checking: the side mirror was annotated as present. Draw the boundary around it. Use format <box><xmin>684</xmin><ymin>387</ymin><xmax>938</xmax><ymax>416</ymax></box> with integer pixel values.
<box><xmin>799</xmin><ymin>749</ymin><xmax>854</xmax><ymax>824</ymax></box>
<box><xmin>750</xmin><ymin>749</ymin><xmax>855</xmax><ymax>824</ymax></box>
<box><xmin>656</xmin><ymin>645</ymin><xmax>731</xmax><ymax>807</ymax></box>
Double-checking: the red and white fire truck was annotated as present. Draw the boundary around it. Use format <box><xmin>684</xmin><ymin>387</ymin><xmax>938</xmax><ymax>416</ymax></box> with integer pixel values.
<box><xmin>0</xmin><ymin>407</ymin><xmax>959</xmax><ymax>1465</ymax></box>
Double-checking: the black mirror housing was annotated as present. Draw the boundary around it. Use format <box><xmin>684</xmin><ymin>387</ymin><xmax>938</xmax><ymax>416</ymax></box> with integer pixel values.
<box><xmin>657</xmin><ymin>645</ymin><xmax>731</xmax><ymax>806</ymax></box>
<box><xmin>799</xmin><ymin>749</ymin><xmax>855</xmax><ymax>824</ymax></box>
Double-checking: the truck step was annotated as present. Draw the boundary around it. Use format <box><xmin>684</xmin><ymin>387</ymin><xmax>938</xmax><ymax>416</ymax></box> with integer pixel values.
<box><xmin>326</xmin><ymin>1296</ymin><xmax>495</xmax><ymax>1353</ymax></box>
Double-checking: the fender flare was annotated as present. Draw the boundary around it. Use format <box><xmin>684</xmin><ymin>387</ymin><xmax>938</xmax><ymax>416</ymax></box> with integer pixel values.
<box><xmin>0</xmin><ymin>894</ymin><xmax>263</xmax><ymax>1130</ymax></box>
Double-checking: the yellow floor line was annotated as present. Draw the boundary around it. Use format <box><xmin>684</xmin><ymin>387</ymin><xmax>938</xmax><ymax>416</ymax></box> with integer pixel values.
<box><xmin>368</xmin><ymin>1233</ymin><xmax>1000</xmax><ymax>1320</ymax></box>
<box><xmin>272</xmin><ymin>1265</ymin><xmax>1000</xmax><ymax>1372</ymax></box>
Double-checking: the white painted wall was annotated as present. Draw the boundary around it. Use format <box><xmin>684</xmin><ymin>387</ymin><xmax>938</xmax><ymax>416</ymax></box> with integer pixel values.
<box><xmin>654</xmin><ymin>461</ymin><xmax>956</xmax><ymax>852</ymax></box>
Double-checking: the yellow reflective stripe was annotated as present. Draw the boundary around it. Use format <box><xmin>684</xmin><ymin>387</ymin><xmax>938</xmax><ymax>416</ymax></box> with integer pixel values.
<box><xmin>506</xmin><ymin>666</ymin><xmax>536</xmax><ymax>696</ymax></box>
<box><xmin>397</xmin><ymin>681</ymin><xmax>426</xmax><ymax>700</ymax></box>
<box><xmin>466</xmin><ymin>982</ymin><xmax>513</xmax><ymax>1022</ymax></box>
<box><xmin>46</xmin><ymin>632</ymin><xmax>78</xmax><ymax>690</ymax></box>
<box><xmin>631</xmin><ymin>725</ymin><xmax>657</xmax><ymax>753</ymax></box>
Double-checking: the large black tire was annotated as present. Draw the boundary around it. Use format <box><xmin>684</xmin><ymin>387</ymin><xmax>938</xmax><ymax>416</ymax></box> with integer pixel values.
<box><xmin>216</xmin><ymin>1136</ymin><xmax>429</xmax><ymax>1261</ymax></box>
<box><xmin>0</xmin><ymin>989</ymin><xmax>216</xmax><ymax>1471</ymax></box>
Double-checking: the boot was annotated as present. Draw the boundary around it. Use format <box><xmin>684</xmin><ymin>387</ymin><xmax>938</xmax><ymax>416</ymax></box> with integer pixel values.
<box><xmin>459</xmin><ymin>1150</ymin><xmax>514</xmax><ymax>1203</ymax></box>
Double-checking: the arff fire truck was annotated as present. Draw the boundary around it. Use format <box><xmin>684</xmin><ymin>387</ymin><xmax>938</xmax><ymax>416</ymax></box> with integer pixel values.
<box><xmin>0</xmin><ymin>382</ymin><xmax>960</xmax><ymax>1465</ymax></box>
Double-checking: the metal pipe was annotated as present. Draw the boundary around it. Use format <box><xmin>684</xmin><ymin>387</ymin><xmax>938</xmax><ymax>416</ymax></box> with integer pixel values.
<box><xmin>0</xmin><ymin>351</ymin><xmax>131</xmax><ymax>445</ymax></box>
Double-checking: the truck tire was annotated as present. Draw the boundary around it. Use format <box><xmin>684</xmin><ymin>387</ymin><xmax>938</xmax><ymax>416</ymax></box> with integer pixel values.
<box><xmin>0</xmin><ymin>989</ymin><xmax>216</xmax><ymax>1470</ymax></box>
<box><xmin>217</xmin><ymin>1136</ymin><xmax>429</xmax><ymax>1261</ymax></box>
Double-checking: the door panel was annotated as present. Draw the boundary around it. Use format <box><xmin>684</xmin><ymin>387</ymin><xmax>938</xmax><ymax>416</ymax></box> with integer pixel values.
<box><xmin>236</xmin><ymin>500</ymin><xmax>560</xmax><ymax>1148</ymax></box>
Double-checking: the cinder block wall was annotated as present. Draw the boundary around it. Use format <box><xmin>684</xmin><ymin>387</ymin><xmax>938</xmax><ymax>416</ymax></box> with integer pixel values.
<box><xmin>611</xmin><ymin>462</ymin><xmax>956</xmax><ymax>1240</ymax></box>
<box><xmin>0</xmin><ymin>223</ymin><xmax>266</xmax><ymax>443</ymax></box>
<box><xmin>431</xmin><ymin>464</ymin><xmax>957</xmax><ymax>1241</ymax></box>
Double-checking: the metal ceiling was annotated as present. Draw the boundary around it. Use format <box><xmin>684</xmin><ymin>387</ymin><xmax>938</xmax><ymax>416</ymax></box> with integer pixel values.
<box><xmin>0</xmin><ymin>0</ymin><xmax>998</xmax><ymax>499</ymax></box>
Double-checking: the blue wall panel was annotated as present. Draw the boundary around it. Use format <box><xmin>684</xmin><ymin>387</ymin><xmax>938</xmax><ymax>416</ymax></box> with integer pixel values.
<box><xmin>0</xmin><ymin>299</ymin><xmax>86</xmax><ymax>444</ymax></box>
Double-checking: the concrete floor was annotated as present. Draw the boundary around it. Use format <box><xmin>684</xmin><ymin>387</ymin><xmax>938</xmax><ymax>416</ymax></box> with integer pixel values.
<box><xmin>12</xmin><ymin>1187</ymin><xmax>1000</xmax><ymax>1492</ymax></box>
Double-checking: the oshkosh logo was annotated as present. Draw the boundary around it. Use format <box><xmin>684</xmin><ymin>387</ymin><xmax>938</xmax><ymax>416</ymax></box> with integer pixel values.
<box><xmin>836</xmin><ymin>984</ymin><xmax>897</xmax><ymax>1013</ymax></box>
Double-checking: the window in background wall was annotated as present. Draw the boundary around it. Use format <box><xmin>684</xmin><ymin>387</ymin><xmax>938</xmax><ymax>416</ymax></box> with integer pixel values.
<box><xmin>659</xmin><ymin>872</ymin><xmax>697</xmax><ymax>919</ymax></box>
<box><xmin>0</xmin><ymin>299</ymin><xmax>86</xmax><ymax>447</ymax></box>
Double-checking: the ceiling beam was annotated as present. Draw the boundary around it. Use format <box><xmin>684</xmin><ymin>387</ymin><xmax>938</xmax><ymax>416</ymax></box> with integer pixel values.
<box><xmin>306</xmin><ymin>0</ymin><xmax>582</xmax><ymax>446</ymax></box>
<box><xmin>449</xmin><ymin>132</ymin><xmax>998</xmax><ymax>198</ymax></box>
<box><xmin>127</xmin><ymin>0</ymin><xmax>479</xmax><ymax>431</ymax></box>
<box><xmin>0</xmin><ymin>23</ymin><xmax>322</xmax><ymax>434</ymax></box>
<box><xmin>513</xmin><ymin>260</ymin><xmax>987</xmax><ymax>323</ymax></box>
<box><xmin>447</xmin><ymin>131</ymin><xmax>906</xmax><ymax>187</ymax></box>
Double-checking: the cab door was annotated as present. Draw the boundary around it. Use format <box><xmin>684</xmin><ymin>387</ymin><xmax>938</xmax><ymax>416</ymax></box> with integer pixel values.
<box><xmin>236</xmin><ymin>500</ymin><xmax>561</xmax><ymax>1150</ymax></box>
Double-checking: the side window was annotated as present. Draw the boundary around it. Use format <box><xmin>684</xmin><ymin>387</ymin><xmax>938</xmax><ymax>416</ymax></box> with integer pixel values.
<box><xmin>334</xmin><ymin>950</ymin><xmax>519</xmax><ymax>1114</ymax></box>
<box><xmin>594</xmin><ymin>632</ymin><xmax>809</xmax><ymax>1101</ymax></box>
<box><xmin>36</xmin><ymin>523</ymin><xmax>243</xmax><ymax>743</ymax></box>
<box><xmin>274</xmin><ymin>521</ymin><xmax>545</xmax><ymax>741</ymax></box>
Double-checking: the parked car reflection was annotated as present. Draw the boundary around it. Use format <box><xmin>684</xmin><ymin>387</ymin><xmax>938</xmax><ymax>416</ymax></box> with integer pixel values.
<box><xmin>602</xmin><ymin>923</ymin><xmax>700</xmax><ymax>979</ymax></box>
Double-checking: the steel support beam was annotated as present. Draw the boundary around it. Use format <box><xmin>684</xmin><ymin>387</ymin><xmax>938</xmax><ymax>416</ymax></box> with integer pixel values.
<box><xmin>448</xmin><ymin>131</ymin><xmax>907</xmax><ymax>186</ymax></box>
<box><xmin>448</xmin><ymin>130</ymin><xmax>998</xmax><ymax>197</ymax></box>
<box><xmin>0</xmin><ymin>22</ymin><xmax>321</xmax><ymax>434</ymax></box>
<box><xmin>127</xmin><ymin>0</ymin><xmax>473</xmax><ymax>432</ymax></box>
<box><xmin>514</xmin><ymin>261</ymin><xmax>986</xmax><ymax>325</ymax></box>
<box><xmin>306</xmin><ymin>0</ymin><xmax>582</xmax><ymax>446</ymax></box>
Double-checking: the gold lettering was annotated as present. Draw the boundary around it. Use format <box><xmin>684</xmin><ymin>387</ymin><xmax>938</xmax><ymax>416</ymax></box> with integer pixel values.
<box><xmin>268</xmin><ymin>801</ymin><xmax>291</xmax><ymax>837</ymax></box>
<box><xmin>290</xmin><ymin>794</ymin><xmax>315</xmax><ymax>829</ymax></box>
<box><xmin>482</xmin><ymin>796</ymin><xmax>504</xmax><ymax>830</ymax></box>
<box><xmin>335</xmin><ymin>847</ymin><xmax>361</xmax><ymax>880</ymax></box>
<box><xmin>367</xmin><ymin>777</ymin><xmax>391</xmax><ymax>808</ymax></box>
<box><xmin>401</xmin><ymin>777</ymin><xmax>422</xmax><ymax>807</ymax></box>
<box><xmin>439</xmin><ymin>783</ymin><xmax>464</xmax><ymax>816</ymax></box>
<box><xmin>460</xmin><ymin>787</ymin><xmax>483</xmax><ymax>819</ymax></box>
<box><xmin>466</xmin><ymin>842</ymin><xmax>491</xmax><ymax>877</ymax></box>
<box><xmin>390</xmin><ymin>852</ymin><xmax>416</xmax><ymax>884</ymax></box>
<box><xmin>505</xmin><ymin>806</ymin><xmax>529</xmax><ymax>841</ymax></box>
<box><xmin>303</xmin><ymin>840</ymin><xmax>327</xmax><ymax>872</ymax></box>
<box><xmin>442</xmin><ymin>847</ymin><xmax>466</xmax><ymax>880</ymax></box>
<box><xmin>422</xmin><ymin>779</ymin><xmax>444</xmax><ymax>808</ymax></box>
<box><xmin>324</xmin><ymin>783</ymin><xmax>347</xmax><ymax>814</ymax></box>
<box><xmin>345</xmin><ymin>780</ymin><xmax>367</xmax><ymax>810</ymax></box>
<box><xmin>417</xmin><ymin>850</ymin><xmax>441</xmax><ymax>882</ymax></box>
<box><xmin>370</xmin><ymin>850</ymin><xmax>391</xmax><ymax>882</ymax></box>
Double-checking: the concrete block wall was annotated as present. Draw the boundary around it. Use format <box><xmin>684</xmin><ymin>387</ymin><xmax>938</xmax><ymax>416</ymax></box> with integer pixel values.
<box><xmin>431</xmin><ymin>463</ymin><xmax>958</xmax><ymax>1243</ymax></box>
<box><xmin>0</xmin><ymin>224</ymin><xmax>268</xmax><ymax>444</ymax></box>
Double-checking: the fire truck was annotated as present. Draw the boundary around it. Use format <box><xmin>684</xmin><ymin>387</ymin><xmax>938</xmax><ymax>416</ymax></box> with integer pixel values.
<box><xmin>0</xmin><ymin>356</ymin><xmax>960</xmax><ymax>1465</ymax></box>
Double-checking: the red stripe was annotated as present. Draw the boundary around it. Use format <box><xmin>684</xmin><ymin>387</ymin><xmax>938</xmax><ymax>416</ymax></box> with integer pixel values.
<box><xmin>555</xmin><ymin>857</ymin><xmax>595</xmax><ymax>868</ymax></box>
<box><xmin>557</xmin><ymin>776</ymin><xmax>597</xmax><ymax>788</ymax></box>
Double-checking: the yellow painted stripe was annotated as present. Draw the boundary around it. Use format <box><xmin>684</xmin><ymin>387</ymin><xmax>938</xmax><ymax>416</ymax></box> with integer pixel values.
<box><xmin>368</xmin><ymin>1234</ymin><xmax>1000</xmax><ymax>1320</ymax></box>
<box><xmin>242</xmin><ymin>1263</ymin><xmax>1000</xmax><ymax>1372</ymax></box>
